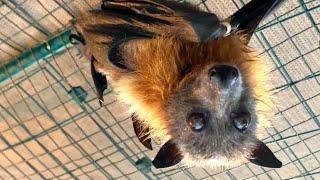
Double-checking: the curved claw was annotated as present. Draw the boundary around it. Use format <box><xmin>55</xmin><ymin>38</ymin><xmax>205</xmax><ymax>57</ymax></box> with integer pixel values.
<box><xmin>69</xmin><ymin>34</ymin><xmax>86</xmax><ymax>45</ymax></box>
<box><xmin>101</xmin><ymin>0</ymin><xmax>107</xmax><ymax>10</ymax></box>
<box><xmin>91</xmin><ymin>57</ymin><xmax>108</xmax><ymax>107</ymax></box>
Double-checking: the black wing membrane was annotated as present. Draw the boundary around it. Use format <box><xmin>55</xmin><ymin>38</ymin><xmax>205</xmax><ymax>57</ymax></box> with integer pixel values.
<box><xmin>228</xmin><ymin>0</ymin><xmax>286</xmax><ymax>42</ymax></box>
<box><xmin>75</xmin><ymin>0</ymin><xmax>286</xmax><ymax>70</ymax></box>
<box><xmin>101</xmin><ymin>0</ymin><xmax>226</xmax><ymax>42</ymax></box>
<box><xmin>74</xmin><ymin>0</ymin><xmax>227</xmax><ymax>70</ymax></box>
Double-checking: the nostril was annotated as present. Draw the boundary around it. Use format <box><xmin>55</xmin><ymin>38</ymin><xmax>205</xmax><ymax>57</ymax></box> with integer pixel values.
<box><xmin>208</xmin><ymin>65</ymin><xmax>239</xmax><ymax>86</ymax></box>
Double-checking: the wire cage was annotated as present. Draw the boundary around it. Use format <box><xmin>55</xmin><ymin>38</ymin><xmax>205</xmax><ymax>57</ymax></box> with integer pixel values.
<box><xmin>0</xmin><ymin>0</ymin><xmax>319</xmax><ymax>179</ymax></box>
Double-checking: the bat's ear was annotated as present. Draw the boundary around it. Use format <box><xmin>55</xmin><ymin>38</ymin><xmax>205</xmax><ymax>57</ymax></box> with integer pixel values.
<box><xmin>91</xmin><ymin>57</ymin><xmax>108</xmax><ymax>107</ymax></box>
<box><xmin>132</xmin><ymin>114</ymin><xmax>153</xmax><ymax>150</ymax></box>
<box><xmin>152</xmin><ymin>140</ymin><xmax>183</xmax><ymax>168</ymax></box>
<box><xmin>249</xmin><ymin>139</ymin><xmax>282</xmax><ymax>168</ymax></box>
<box><xmin>226</xmin><ymin>0</ymin><xmax>285</xmax><ymax>42</ymax></box>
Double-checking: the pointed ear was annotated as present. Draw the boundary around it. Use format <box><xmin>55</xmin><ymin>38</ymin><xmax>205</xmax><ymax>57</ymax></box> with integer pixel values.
<box><xmin>227</xmin><ymin>0</ymin><xmax>285</xmax><ymax>42</ymax></box>
<box><xmin>152</xmin><ymin>140</ymin><xmax>183</xmax><ymax>168</ymax></box>
<box><xmin>91</xmin><ymin>57</ymin><xmax>108</xmax><ymax>107</ymax></box>
<box><xmin>132</xmin><ymin>114</ymin><xmax>153</xmax><ymax>150</ymax></box>
<box><xmin>249</xmin><ymin>139</ymin><xmax>282</xmax><ymax>168</ymax></box>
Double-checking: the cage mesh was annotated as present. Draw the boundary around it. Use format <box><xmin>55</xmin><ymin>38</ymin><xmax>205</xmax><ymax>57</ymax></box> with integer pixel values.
<box><xmin>0</xmin><ymin>0</ymin><xmax>319</xmax><ymax>179</ymax></box>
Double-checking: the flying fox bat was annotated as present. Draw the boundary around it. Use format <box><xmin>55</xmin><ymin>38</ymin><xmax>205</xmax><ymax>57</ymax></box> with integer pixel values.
<box><xmin>71</xmin><ymin>0</ymin><xmax>284</xmax><ymax>169</ymax></box>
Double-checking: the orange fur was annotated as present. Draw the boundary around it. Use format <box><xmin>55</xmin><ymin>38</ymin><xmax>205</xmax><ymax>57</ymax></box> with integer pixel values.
<box><xmin>99</xmin><ymin>34</ymin><xmax>274</xmax><ymax>141</ymax></box>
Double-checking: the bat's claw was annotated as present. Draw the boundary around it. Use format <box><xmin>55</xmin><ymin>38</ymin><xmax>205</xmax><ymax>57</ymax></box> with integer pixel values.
<box><xmin>101</xmin><ymin>0</ymin><xmax>108</xmax><ymax>10</ymax></box>
<box><xmin>91</xmin><ymin>57</ymin><xmax>108</xmax><ymax>107</ymax></box>
<box><xmin>69</xmin><ymin>34</ymin><xmax>86</xmax><ymax>45</ymax></box>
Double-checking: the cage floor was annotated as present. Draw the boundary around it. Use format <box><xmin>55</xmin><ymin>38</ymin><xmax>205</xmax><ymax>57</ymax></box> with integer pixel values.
<box><xmin>0</xmin><ymin>0</ymin><xmax>320</xmax><ymax>179</ymax></box>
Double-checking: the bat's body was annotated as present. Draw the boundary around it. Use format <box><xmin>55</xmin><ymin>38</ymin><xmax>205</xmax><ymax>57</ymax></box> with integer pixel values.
<box><xmin>72</xmin><ymin>0</ymin><xmax>285</xmax><ymax>169</ymax></box>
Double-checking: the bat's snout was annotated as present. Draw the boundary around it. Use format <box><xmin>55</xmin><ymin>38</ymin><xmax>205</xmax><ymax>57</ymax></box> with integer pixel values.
<box><xmin>209</xmin><ymin>65</ymin><xmax>239</xmax><ymax>89</ymax></box>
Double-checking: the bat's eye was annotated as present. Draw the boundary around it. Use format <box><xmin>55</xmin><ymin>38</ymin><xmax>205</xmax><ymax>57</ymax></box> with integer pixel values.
<box><xmin>187</xmin><ymin>113</ymin><xmax>206</xmax><ymax>132</ymax></box>
<box><xmin>230</xmin><ymin>112</ymin><xmax>251</xmax><ymax>132</ymax></box>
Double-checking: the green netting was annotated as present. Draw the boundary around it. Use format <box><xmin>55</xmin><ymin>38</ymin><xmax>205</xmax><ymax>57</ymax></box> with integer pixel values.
<box><xmin>0</xmin><ymin>0</ymin><xmax>319</xmax><ymax>179</ymax></box>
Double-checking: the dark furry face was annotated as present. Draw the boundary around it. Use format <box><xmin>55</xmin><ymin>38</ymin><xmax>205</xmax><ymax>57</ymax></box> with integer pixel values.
<box><xmin>165</xmin><ymin>62</ymin><xmax>258</xmax><ymax>163</ymax></box>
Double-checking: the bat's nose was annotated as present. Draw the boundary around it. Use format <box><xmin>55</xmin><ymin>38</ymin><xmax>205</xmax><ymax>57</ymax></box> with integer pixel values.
<box><xmin>209</xmin><ymin>65</ymin><xmax>239</xmax><ymax>88</ymax></box>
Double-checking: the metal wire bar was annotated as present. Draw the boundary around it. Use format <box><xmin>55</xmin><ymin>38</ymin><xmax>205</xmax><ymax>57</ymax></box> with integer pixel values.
<box><xmin>0</xmin><ymin>0</ymin><xmax>319</xmax><ymax>179</ymax></box>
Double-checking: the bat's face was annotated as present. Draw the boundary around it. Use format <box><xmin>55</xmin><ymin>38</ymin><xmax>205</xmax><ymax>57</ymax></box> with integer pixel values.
<box><xmin>166</xmin><ymin>61</ymin><xmax>258</xmax><ymax>166</ymax></box>
<box><xmin>153</xmin><ymin>35</ymin><xmax>280</xmax><ymax>168</ymax></box>
<box><xmin>115</xmin><ymin>35</ymin><xmax>280</xmax><ymax>168</ymax></box>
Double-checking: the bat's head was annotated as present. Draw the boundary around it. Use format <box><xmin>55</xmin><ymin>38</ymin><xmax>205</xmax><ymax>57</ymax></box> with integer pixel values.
<box><xmin>155</xmin><ymin>35</ymin><xmax>279</xmax><ymax>168</ymax></box>
<box><xmin>116</xmin><ymin>35</ymin><xmax>281</xmax><ymax>169</ymax></box>
<box><xmin>164</xmin><ymin>35</ymin><xmax>271</xmax><ymax>168</ymax></box>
